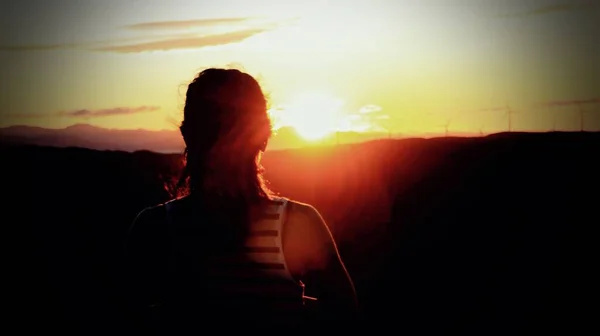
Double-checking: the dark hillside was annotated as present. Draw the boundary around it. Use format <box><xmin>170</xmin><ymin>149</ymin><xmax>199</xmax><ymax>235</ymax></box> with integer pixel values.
<box><xmin>3</xmin><ymin>131</ymin><xmax>599</xmax><ymax>334</ymax></box>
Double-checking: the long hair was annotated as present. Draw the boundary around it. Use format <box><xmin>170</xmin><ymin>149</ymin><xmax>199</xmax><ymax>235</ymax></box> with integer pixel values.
<box><xmin>173</xmin><ymin>69</ymin><xmax>274</xmax><ymax>253</ymax></box>
<box><xmin>176</xmin><ymin>68</ymin><xmax>273</xmax><ymax>201</ymax></box>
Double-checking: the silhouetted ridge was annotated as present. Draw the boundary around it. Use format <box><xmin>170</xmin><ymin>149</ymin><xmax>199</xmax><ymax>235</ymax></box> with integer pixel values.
<box><xmin>5</xmin><ymin>131</ymin><xmax>598</xmax><ymax>334</ymax></box>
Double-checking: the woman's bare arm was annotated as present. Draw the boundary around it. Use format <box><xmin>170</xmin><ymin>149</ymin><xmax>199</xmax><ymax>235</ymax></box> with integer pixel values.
<box><xmin>283</xmin><ymin>202</ymin><xmax>359</xmax><ymax>328</ymax></box>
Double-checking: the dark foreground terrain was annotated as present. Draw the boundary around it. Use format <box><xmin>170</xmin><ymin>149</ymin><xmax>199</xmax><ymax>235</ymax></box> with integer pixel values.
<box><xmin>4</xmin><ymin>132</ymin><xmax>599</xmax><ymax>335</ymax></box>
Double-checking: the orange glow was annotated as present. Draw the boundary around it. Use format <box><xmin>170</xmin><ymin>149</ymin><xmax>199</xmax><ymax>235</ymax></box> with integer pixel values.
<box><xmin>269</xmin><ymin>91</ymin><xmax>346</xmax><ymax>141</ymax></box>
<box><xmin>2</xmin><ymin>1</ymin><xmax>598</xmax><ymax>142</ymax></box>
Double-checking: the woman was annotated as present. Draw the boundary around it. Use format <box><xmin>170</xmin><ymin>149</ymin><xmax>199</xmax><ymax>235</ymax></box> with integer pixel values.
<box><xmin>125</xmin><ymin>68</ymin><xmax>358</xmax><ymax>334</ymax></box>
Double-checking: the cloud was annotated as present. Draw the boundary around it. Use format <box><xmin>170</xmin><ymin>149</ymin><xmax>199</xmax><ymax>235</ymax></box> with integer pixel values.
<box><xmin>58</xmin><ymin>106</ymin><xmax>160</xmax><ymax>118</ymax></box>
<box><xmin>94</xmin><ymin>28</ymin><xmax>269</xmax><ymax>53</ymax></box>
<box><xmin>0</xmin><ymin>15</ymin><xmax>283</xmax><ymax>53</ymax></box>
<box><xmin>537</xmin><ymin>98</ymin><xmax>600</xmax><ymax>107</ymax></box>
<box><xmin>346</xmin><ymin>105</ymin><xmax>392</xmax><ymax>132</ymax></box>
<box><xmin>0</xmin><ymin>33</ymin><xmax>200</xmax><ymax>52</ymax></box>
<box><xmin>124</xmin><ymin>17</ymin><xmax>253</xmax><ymax>30</ymax></box>
<box><xmin>359</xmin><ymin>104</ymin><xmax>383</xmax><ymax>114</ymax></box>
<box><xmin>0</xmin><ymin>43</ymin><xmax>83</xmax><ymax>52</ymax></box>
<box><xmin>3</xmin><ymin>106</ymin><xmax>159</xmax><ymax>120</ymax></box>
<box><xmin>477</xmin><ymin>106</ymin><xmax>508</xmax><ymax>112</ymax></box>
<box><xmin>496</xmin><ymin>1</ymin><xmax>597</xmax><ymax>18</ymax></box>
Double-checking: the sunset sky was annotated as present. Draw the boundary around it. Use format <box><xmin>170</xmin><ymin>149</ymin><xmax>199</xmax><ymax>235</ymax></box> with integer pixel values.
<box><xmin>1</xmin><ymin>0</ymin><xmax>599</xmax><ymax>144</ymax></box>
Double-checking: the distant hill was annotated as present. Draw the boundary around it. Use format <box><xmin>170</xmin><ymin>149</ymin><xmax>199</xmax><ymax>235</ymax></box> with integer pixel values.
<box><xmin>5</xmin><ymin>131</ymin><xmax>599</xmax><ymax>334</ymax></box>
<box><xmin>0</xmin><ymin>123</ymin><xmax>477</xmax><ymax>152</ymax></box>
<box><xmin>0</xmin><ymin>124</ymin><xmax>185</xmax><ymax>153</ymax></box>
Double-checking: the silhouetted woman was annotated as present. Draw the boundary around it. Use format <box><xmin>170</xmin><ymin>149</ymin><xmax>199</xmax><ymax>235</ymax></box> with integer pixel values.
<box><xmin>125</xmin><ymin>68</ymin><xmax>358</xmax><ymax>334</ymax></box>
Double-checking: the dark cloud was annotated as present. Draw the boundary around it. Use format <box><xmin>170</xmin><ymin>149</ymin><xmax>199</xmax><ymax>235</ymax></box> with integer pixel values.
<box><xmin>537</xmin><ymin>98</ymin><xmax>600</xmax><ymax>107</ymax></box>
<box><xmin>2</xmin><ymin>105</ymin><xmax>160</xmax><ymax>121</ymax></box>
<box><xmin>0</xmin><ymin>43</ymin><xmax>83</xmax><ymax>52</ymax></box>
<box><xmin>58</xmin><ymin>106</ymin><xmax>160</xmax><ymax>118</ymax></box>
<box><xmin>0</xmin><ymin>16</ymin><xmax>276</xmax><ymax>53</ymax></box>
<box><xmin>124</xmin><ymin>17</ymin><xmax>253</xmax><ymax>30</ymax></box>
<box><xmin>454</xmin><ymin>106</ymin><xmax>506</xmax><ymax>114</ymax></box>
<box><xmin>478</xmin><ymin>106</ymin><xmax>508</xmax><ymax>112</ymax></box>
<box><xmin>93</xmin><ymin>28</ymin><xmax>269</xmax><ymax>53</ymax></box>
<box><xmin>0</xmin><ymin>34</ymin><xmax>196</xmax><ymax>52</ymax></box>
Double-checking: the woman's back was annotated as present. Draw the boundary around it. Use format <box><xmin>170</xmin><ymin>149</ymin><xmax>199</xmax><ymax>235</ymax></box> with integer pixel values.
<box><xmin>163</xmin><ymin>196</ymin><xmax>305</xmax><ymax>328</ymax></box>
<box><xmin>127</xmin><ymin>196</ymin><xmax>357</xmax><ymax>333</ymax></box>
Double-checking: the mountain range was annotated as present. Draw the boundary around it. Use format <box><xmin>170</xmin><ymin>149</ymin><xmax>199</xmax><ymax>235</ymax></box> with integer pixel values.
<box><xmin>0</xmin><ymin>124</ymin><xmax>460</xmax><ymax>152</ymax></box>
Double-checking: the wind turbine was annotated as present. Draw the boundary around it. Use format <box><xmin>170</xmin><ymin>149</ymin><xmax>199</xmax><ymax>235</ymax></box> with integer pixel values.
<box><xmin>440</xmin><ymin>117</ymin><xmax>452</xmax><ymax>137</ymax></box>
<box><xmin>577</xmin><ymin>103</ymin><xmax>586</xmax><ymax>131</ymax></box>
<box><xmin>505</xmin><ymin>103</ymin><xmax>515</xmax><ymax>132</ymax></box>
<box><xmin>369</xmin><ymin>107</ymin><xmax>392</xmax><ymax>139</ymax></box>
<box><xmin>538</xmin><ymin>97</ymin><xmax>599</xmax><ymax>132</ymax></box>
<box><xmin>335</xmin><ymin>105</ymin><xmax>342</xmax><ymax>146</ymax></box>
<box><xmin>379</xmin><ymin>116</ymin><xmax>393</xmax><ymax>139</ymax></box>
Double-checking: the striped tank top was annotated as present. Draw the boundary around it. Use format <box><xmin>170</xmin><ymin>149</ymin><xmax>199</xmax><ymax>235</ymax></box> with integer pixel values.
<box><xmin>162</xmin><ymin>197</ymin><xmax>309</xmax><ymax>331</ymax></box>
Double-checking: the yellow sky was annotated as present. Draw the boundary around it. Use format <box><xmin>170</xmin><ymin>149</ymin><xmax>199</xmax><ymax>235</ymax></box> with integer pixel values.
<box><xmin>1</xmin><ymin>0</ymin><xmax>599</xmax><ymax>140</ymax></box>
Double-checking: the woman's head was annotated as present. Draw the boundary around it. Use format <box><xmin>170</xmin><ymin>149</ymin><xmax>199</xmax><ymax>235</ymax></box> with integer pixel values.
<box><xmin>178</xmin><ymin>68</ymin><xmax>273</xmax><ymax>202</ymax></box>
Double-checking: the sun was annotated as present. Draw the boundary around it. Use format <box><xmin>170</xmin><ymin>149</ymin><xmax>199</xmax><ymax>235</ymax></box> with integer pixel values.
<box><xmin>269</xmin><ymin>91</ymin><xmax>345</xmax><ymax>140</ymax></box>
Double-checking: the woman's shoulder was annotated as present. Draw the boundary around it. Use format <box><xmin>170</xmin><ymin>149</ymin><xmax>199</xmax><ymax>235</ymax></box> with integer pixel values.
<box><xmin>266</xmin><ymin>196</ymin><xmax>326</xmax><ymax>237</ymax></box>
<box><xmin>133</xmin><ymin>202</ymin><xmax>167</xmax><ymax>224</ymax></box>
<box><xmin>281</xmin><ymin>198</ymin><xmax>324</xmax><ymax>222</ymax></box>
<box><xmin>127</xmin><ymin>199</ymin><xmax>180</xmax><ymax>243</ymax></box>
<box><xmin>278</xmin><ymin>197</ymin><xmax>337</xmax><ymax>272</ymax></box>
<box><xmin>278</xmin><ymin>197</ymin><xmax>330</xmax><ymax>243</ymax></box>
<box><xmin>134</xmin><ymin>196</ymin><xmax>189</xmax><ymax>221</ymax></box>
